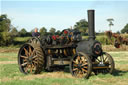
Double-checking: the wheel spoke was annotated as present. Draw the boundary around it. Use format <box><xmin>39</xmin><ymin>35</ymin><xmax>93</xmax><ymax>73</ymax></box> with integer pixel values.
<box><xmin>30</xmin><ymin>64</ymin><xmax>34</xmax><ymax>73</ymax></box>
<box><xmin>32</xmin><ymin>64</ymin><xmax>36</xmax><ymax>71</ymax></box>
<box><xmin>73</xmin><ymin>64</ymin><xmax>78</xmax><ymax>67</ymax></box>
<box><xmin>29</xmin><ymin>46</ymin><xmax>32</xmax><ymax>56</ymax></box>
<box><xmin>79</xmin><ymin>58</ymin><xmax>82</xmax><ymax>64</ymax></box>
<box><xmin>74</xmin><ymin>70</ymin><xmax>79</xmax><ymax>76</ymax></box>
<box><xmin>25</xmin><ymin>65</ymin><xmax>28</xmax><ymax>73</ymax></box>
<box><xmin>24</xmin><ymin>48</ymin><xmax>29</xmax><ymax>57</ymax></box>
<box><xmin>102</xmin><ymin>55</ymin><xmax>105</xmax><ymax>62</ymax></box>
<box><xmin>82</xmin><ymin>68</ymin><xmax>87</xmax><ymax>73</ymax></box>
<box><xmin>32</xmin><ymin>64</ymin><xmax>36</xmax><ymax>70</ymax></box>
<box><xmin>78</xmin><ymin>70</ymin><xmax>83</xmax><ymax>77</ymax></box>
<box><xmin>96</xmin><ymin>58</ymin><xmax>101</xmax><ymax>62</ymax></box>
<box><xmin>20</xmin><ymin>56</ymin><xmax>28</xmax><ymax>59</ymax></box>
<box><xmin>104</xmin><ymin>56</ymin><xmax>108</xmax><ymax>62</ymax></box>
<box><xmin>100</xmin><ymin>56</ymin><xmax>103</xmax><ymax>62</ymax></box>
<box><xmin>82</xmin><ymin>66</ymin><xmax>88</xmax><ymax>69</ymax></box>
<box><xmin>73</xmin><ymin>60</ymin><xmax>78</xmax><ymax>64</ymax></box>
<box><xmin>77</xmin><ymin>55</ymin><xmax>80</xmax><ymax>61</ymax></box>
<box><xmin>81</xmin><ymin>63</ymin><xmax>88</xmax><ymax>66</ymax></box>
<box><xmin>73</xmin><ymin>68</ymin><xmax>78</xmax><ymax>71</ymax></box>
<box><xmin>21</xmin><ymin>62</ymin><xmax>27</xmax><ymax>66</ymax></box>
<box><xmin>81</xmin><ymin>56</ymin><xmax>87</xmax><ymax>62</ymax></box>
<box><xmin>23</xmin><ymin>59</ymin><xmax>27</xmax><ymax>62</ymax></box>
<box><xmin>27</xmin><ymin>65</ymin><xmax>31</xmax><ymax>73</ymax></box>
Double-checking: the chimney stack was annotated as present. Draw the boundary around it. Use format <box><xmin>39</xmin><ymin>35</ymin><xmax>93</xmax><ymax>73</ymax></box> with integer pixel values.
<box><xmin>88</xmin><ymin>10</ymin><xmax>96</xmax><ymax>40</ymax></box>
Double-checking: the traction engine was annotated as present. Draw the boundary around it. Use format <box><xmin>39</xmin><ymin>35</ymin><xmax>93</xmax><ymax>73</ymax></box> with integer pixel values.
<box><xmin>18</xmin><ymin>10</ymin><xmax>115</xmax><ymax>78</ymax></box>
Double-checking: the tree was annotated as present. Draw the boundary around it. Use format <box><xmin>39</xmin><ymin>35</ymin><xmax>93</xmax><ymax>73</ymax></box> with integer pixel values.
<box><xmin>107</xmin><ymin>18</ymin><xmax>114</xmax><ymax>30</ymax></box>
<box><xmin>0</xmin><ymin>14</ymin><xmax>11</xmax><ymax>32</ymax></box>
<box><xmin>19</xmin><ymin>28</ymin><xmax>27</xmax><ymax>37</ymax></box>
<box><xmin>49</xmin><ymin>27</ymin><xmax>56</xmax><ymax>34</ymax></box>
<box><xmin>74</xmin><ymin>19</ymin><xmax>88</xmax><ymax>35</ymax></box>
<box><xmin>40</xmin><ymin>27</ymin><xmax>47</xmax><ymax>35</ymax></box>
<box><xmin>0</xmin><ymin>14</ymin><xmax>13</xmax><ymax>46</ymax></box>
<box><xmin>56</xmin><ymin>30</ymin><xmax>61</xmax><ymax>35</ymax></box>
<box><xmin>11</xmin><ymin>27</ymin><xmax>18</xmax><ymax>37</ymax></box>
<box><xmin>121</xmin><ymin>24</ymin><xmax>128</xmax><ymax>33</ymax></box>
<box><xmin>31</xmin><ymin>29</ymin><xmax>34</xmax><ymax>33</ymax></box>
<box><xmin>116</xmin><ymin>31</ymin><xmax>120</xmax><ymax>34</ymax></box>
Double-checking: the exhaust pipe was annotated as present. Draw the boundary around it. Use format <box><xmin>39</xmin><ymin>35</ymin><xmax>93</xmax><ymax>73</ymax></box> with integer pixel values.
<box><xmin>88</xmin><ymin>10</ymin><xmax>96</xmax><ymax>40</ymax></box>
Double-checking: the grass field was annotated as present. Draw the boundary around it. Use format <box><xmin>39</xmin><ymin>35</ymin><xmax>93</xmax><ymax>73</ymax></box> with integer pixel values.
<box><xmin>0</xmin><ymin>48</ymin><xmax>128</xmax><ymax>85</ymax></box>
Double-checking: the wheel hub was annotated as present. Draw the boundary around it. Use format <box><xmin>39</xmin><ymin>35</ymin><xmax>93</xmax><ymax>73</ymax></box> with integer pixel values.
<box><xmin>78</xmin><ymin>64</ymin><xmax>82</xmax><ymax>69</ymax></box>
<box><xmin>27</xmin><ymin>56</ymin><xmax>33</xmax><ymax>64</ymax></box>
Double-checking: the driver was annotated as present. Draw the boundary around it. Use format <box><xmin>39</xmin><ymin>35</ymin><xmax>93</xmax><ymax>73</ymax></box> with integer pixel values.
<box><xmin>32</xmin><ymin>28</ymin><xmax>40</xmax><ymax>37</ymax></box>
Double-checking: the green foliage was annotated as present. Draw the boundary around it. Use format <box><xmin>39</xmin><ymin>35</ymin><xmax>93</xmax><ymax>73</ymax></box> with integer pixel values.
<box><xmin>0</xmin><ymin>14</ymin><xmax>13</xmax><ymax>46</ymax></box>
<box><xmin>11</xmin><ymin>27</ymin><xmax>18</xmax><ymax>37</ymax></box>
<box><xmin>0</xmin><ymin>14</ymin><xmax>11</xmax><ymax>32</ymax></box>
<box><xmin>121</xmin><ymin>24</ymin><xmax>128</xmax><ymax>33</ymax></box>
<box><xmin>74</xmin><ymin>19</ymin><xmax>88</xmax><ymax>36</ymax></box>
<box><xmin>19</xmin><ymin>28</ymin><xmax>27</xmax><ymax>37</ymax></box>
<box><xmin>39</xmin><ymin>27</ymin><xmax>47</xmax><ymax>35</ymax></box>
<box><xmin>49</xmin><ymin>27</ymin><xmax>56</xmax><ymax>34</ymax></box>
<box><xmin>96</xmin><ymin>35</ymin><xmax>112</xmax><ymax>45</ymax></box>
<box><xmin>82</xmin><ymin>34</ymin><xmax>116</xmax><ymax>45</ymax></box>
<box><xmin>55</xmin><ymin>30</ymin><xmax>61</xmax><ymax>35</ymax></box>
<box><xmin>12</xmin><ymin>37</ymin><xmax>31</xmax><ymax>47</ymax></box>
<box><xmin>1</xmin><ymin>32</ymin><xmax>13</xmax><ymax>45</ymax></box>
<box><xmin>116</xmin><ymin>31</ymin><xmax>120</xmax><ymax>34</ymax></box>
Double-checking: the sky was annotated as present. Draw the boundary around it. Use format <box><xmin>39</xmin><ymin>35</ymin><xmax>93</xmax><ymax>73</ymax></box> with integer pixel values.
<box><xmin>1</xmin><ymin>0</ymin><xmax>128</xmax><ymax>32</ymax></box>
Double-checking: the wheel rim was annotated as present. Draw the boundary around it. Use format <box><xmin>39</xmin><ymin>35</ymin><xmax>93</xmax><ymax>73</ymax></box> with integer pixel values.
<box><xmin>18</xmin><ymin>44</ymin><xmax>39</xmax><ymax>74</ymax></box>
<box><xmin>94</xmin><ymin>52</ymin><xmax>114</xmax><ymax>74</ymax></box>
<box><xmin>71</xmin><ymin>52</ymin><xmax>91</xmax><ymax>78</ymax></box>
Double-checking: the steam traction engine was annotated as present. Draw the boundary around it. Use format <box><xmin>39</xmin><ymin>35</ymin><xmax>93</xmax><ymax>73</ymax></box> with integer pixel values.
<box><xmin>18</xmin><ymin>10</ymin><xmax>115</xmax><ymax>78</ymax></box>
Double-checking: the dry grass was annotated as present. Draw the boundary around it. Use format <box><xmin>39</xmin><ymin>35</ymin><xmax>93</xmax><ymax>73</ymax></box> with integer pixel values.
<box><xmin>0</xmin><ymin>47</ymin><xmax>19</xmax><ymax>53</ymax></box>
<box><xmin>103</xmin><ymin>45</ymin><xmax>128</xmax><ymax>51</ymax></box>
<box><xmin>0</xmin><ymin>61</ymin><xmax>17</xmax><ymax>64</ymax></box>
<box><xmin>1</xmin><ymin>71</ymin><xmax>74</xmax><ymax>82</ymax></box>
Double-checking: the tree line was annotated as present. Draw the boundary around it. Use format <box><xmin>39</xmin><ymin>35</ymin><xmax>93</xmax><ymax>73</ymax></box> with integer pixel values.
<box><xmin>10</xmin><ymin>19</ymin><xmax>90</xmax><ymax>37</ymax></box>
<box><xmin>0</xmin><ymin>14</ymin><xmax>128</xmax><ymax>46</ymax></box>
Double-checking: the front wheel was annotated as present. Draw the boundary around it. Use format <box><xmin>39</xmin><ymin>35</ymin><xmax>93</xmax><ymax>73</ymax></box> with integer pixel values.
<box><xmin>93</xmin><ymin>52</ymin><xmax>115</xmax><ymax>75</ymax></box>
<box><xmin>70</xmin><ymin>52</ymin><xmax>92</xmax><ymax>79</ymax></box>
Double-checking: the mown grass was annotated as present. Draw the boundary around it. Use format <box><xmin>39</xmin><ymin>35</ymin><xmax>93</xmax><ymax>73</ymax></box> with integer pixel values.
<box><xmin>14</xmin><ymin>37</ymin><xmax>31</xmax><ymax>42</ymax></box>
<box><xmin>0</xmin><ymin>52</ymin><xmax>17</xmax><ymax>61</ymax></box>
<box><xmin>0</xmin><ymin>50</ymin><xmax>128</xmax><ymax>85</ymax></box>
<box><xmin>0</xmin><ymin>64</ymin><xmax>25</xmax><ymax>78</ymax></box>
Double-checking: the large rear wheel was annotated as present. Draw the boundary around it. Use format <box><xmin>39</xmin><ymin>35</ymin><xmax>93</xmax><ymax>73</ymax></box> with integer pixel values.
<box><xmin>18</xmin><ymin>43</ymin><xmax>44</xmax><ymax>74</ymax></box>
